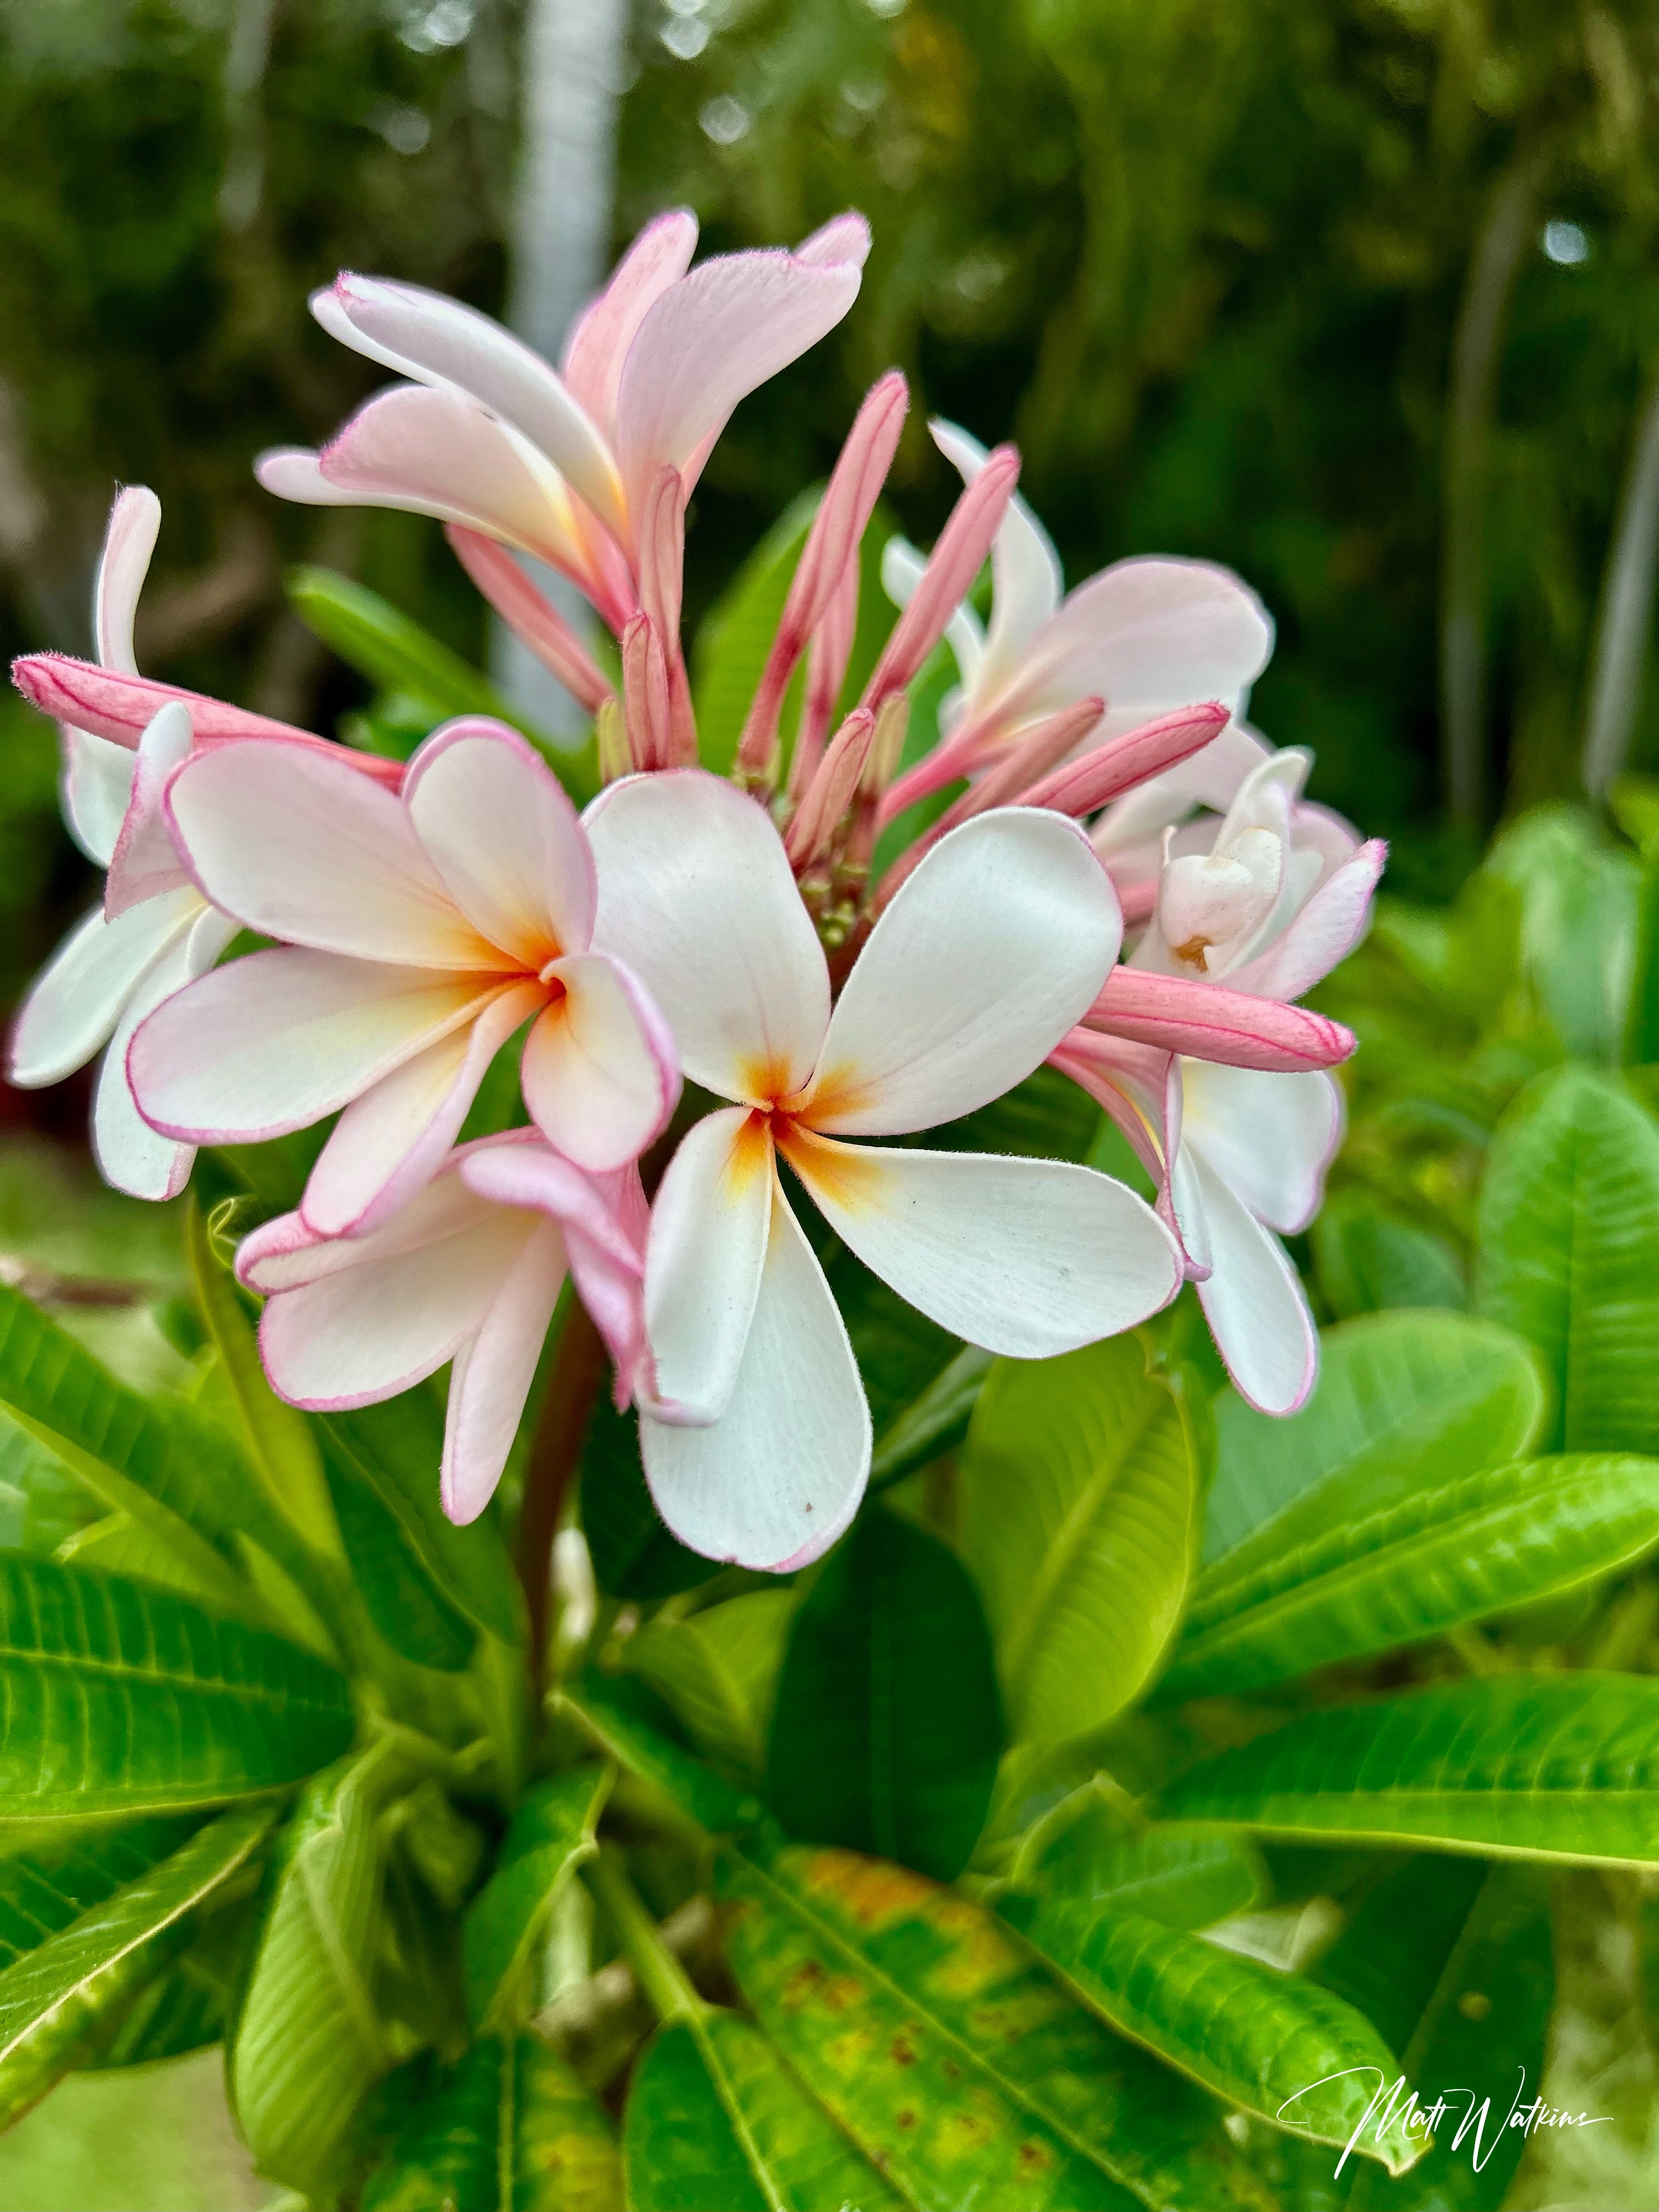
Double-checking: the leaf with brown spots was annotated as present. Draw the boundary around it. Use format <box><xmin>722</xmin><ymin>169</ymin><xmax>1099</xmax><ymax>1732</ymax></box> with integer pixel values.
<box><xmin>719</xmin><ymin>1844</ymin><xmax>1273</xmax><ymax>2212</ymax></box>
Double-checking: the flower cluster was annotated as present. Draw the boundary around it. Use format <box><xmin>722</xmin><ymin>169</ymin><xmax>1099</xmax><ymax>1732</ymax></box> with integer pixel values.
<box><xmin>8</xmin><ymin>210</ymin><xmax>1380</xmax><ymax>1571</ymax></box>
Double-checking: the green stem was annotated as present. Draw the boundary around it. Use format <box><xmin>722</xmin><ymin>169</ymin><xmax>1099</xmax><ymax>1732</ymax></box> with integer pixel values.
<box><xmin>585</xmin><ymin>1847</ymin><xmax>708</xmax><ymax>2024</ymax></box>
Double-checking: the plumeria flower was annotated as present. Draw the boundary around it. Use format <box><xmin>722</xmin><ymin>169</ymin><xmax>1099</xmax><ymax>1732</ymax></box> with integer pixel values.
<box><xmin>239</xmin><ymin>1132</ymin><xmax>650</xmax><ymax>1524</ymax></box>
<box><xmin>7</xmin><ymin>490</ymin><xmax>240</xmax><ymax>1199</ymax></box>
<box><xmin>878</xmin><ymin>421</ymin><xmax>1274</xmax><ymax>820</ymax></box>
<box><xmin>10</xmin><ymin>487</ymin><xmax>400</xmax><ymax>788</ymax></box>
<box><xmin>129</xmin><ymin>720</ymin><xmax>678</xmax><ymax>1240</ymax></box>
<box><xmin>1054</xmin><ymin>751</ymin><xmax>1385</xmax><ymax>1413</ymax></box>
<box><xmin>256</xmin><ymin>210</ymin><xmax>872</xmax><ymax>636</ymax></box>
<box><xmin>585</xmin><ymin>770</ymin><xmax>1183</xmax><ymax>1571</ymax></box>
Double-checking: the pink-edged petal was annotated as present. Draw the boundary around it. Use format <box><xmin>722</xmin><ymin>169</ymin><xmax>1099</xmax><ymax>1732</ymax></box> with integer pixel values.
<box><xmin>794</xmin><ymin>212</ymin><xmax>873</xmax><ymax>270</ymax></box>
<box><xmin>522</xmin><ymin>952</ymin><xmax>678</xmax><ymax>1173</ymax></box>
<box><xmin>585</xmin><ymin>770</ymin><xmax>829</xmax><ymax>1102</ymax></box>
<box><xmin>300</xmin><ymin>980</ymin><xmax>545</xmax><ymax>1238</ymax></box>
<box><xmin>804</xmin><ymin>808</ymin><xmax>1120</xmax><ymax>1137</ymax></box>
<box><xmin>166</xmin><ymin>738</ymin><xmax>499</xmax><ymax>968</ymax></box>
<box><xmin>783</xmin><ymin>1131</ymin><xmax>1181</xmax><ymax>1356</ymax></box>
<box><xmin>59</xmin><ymin>730</ymin><xmax>136</xmax><ymax>868</ymax></box>
<box><xmin>1182</xmin><ymin>1146</ymin><xmax>1319</xmax><ymax>1415</ymax></box>
<box><xmin>259</xmin><ymin>1206</ymin><xmax>540</xmax><ymax>1413</ymax></box>
<box><xmin>642</xmin><ymin>1106</ymin><xmax>773</xmax><ymax>1425</ymax></box>
<box><xmin>929</xmin><ymin>419</ymin><xmax>1062</xmax><ymax>680</ymax></box>
<box><xmin>442</xmin><ymin>1220</ymin><xmax>569</xmax><ymax>1524</ymax></box>
<box><xmin>93</xmin><ymin>487</ymin><xmax>161</xmax><ymax>675</ymax></box>
<box><xmin>403</xmin><ymin>718</ymin><xmax>594</xmax><ymax>966</ymax></box>
<box><xmin>239</xmin><ymin>1167</ymin><xmax>498</xmax><ymax>1293</ymax></box>
<box><xmin>129</xmin><ymin>949</ymin><xmax>498</xmax><ymax>1143</ymax></box>
<box><xmin>1048</xmin><ymin>1030</ymin><xmax>1176</xmax><ymax>1194</ymax></box>
<box><xmin>8</xmin><ymin>887</ymin><xmax>202</xmax><ymax>1088</ymax></box>
<box><xmin>1227</xmin><ymin>840</ymin><xmax>1387</xmax><ymax>1001</ymax></box>
<box><xmin>258</xmin><ymin>387</ymin><xmax>590</xmax><ymax>575</ymax></box>
<box><xmin>639</xmin><ymin>1184</ymin><xmax>868</xmax><ymax>1571</ymax></box>
<box><xmin>561</xmin><ymin>210</ymin><xmax>699</xmax><ymax>437</ymax></box>
<box><xmin>614</xmin><ymin>246</ymin><xmax>866</xmax><ymax>517</ymax></box>
<box><xmin>1085</xmin><ymin>967</ymin><xmax>1356</xmax><ymax>1073</ymax></box>
<box><xmin>445</xmin><ymin>528</ymin><xmax>614</xmax><ymax>713</ymax></box>
<box><xmin>325</xmin><ymin>274</ymin><xmax>625</xmax><ymax>537</ymax></box>
<box><xmin>1181</xmin><ymin>1063</ymin><xmax>1344</xmax><ymax>1237</ymax></box>
<box><xmin>104</xmin><ymin>703</ymin><xmax>194</xmax><ymax>919</ymax></box>
<box><xmin>91</xmin><ymin>905</ymin><xmax>237</xmax><ymax>1203</ymax></box>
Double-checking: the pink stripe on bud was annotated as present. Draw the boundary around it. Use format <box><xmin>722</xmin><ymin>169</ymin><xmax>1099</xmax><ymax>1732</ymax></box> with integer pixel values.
<box><xmin>789</xmin><ymin>561</ymin><xmax>860</xmax><ymax>803</ymax></box>
<box><xmin>1085</xmin><ymin>968</ymin><xmax>1356</xmax><ymax>1072</ymax></box>
<box><xmin>637</xmin><ymin>468</ymin><xmax>698</xmax><ymax>765</ymax></box>
<box><xmin>859</xmin><ymin>444</ymin><xmax>1019</xmax><ymax>712</ymax></box>
<box><xmin>621</xmin><ymin>612</ymin><xmax>672</xmax><ymax>771</ymax></box>
<box><xmin>1020</xmin><ymin>703</ymin><xmax>1230</xmax><ymax>816</ymax></box>
<box><xmin>784</xmin><ymin>708</ymin><xmax>876</xmax><ymax>871</ymax></box>
<box><xmin>446</xmin><ymin>528</ymin><xmax>612</xmax><ymax>714</ymax></box>
<box><xmin>737</xmin><ymin>371</ymin><xmax>908</xmax><ymax>777</ymax></box>
<box><xmin>11</xmin><ymin>654</ymin><xmax>403</xmax><ymax>785</ymax></box>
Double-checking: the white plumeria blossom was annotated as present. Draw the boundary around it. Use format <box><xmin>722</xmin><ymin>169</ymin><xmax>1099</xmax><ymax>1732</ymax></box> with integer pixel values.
<box><xmin>7</xmin><ymin>489</ymin><xmax>236</xmax><ymax>1199</ymax></box>
<box><xmin>1074</xmin><ymin>750</ymin><xmax>1384</xmax><ymax>1414</ymax></box>
<box><xmin>584</xmin><ymin>769</ymin><xmax>1183</xmax><ymax>1571</ymax></box>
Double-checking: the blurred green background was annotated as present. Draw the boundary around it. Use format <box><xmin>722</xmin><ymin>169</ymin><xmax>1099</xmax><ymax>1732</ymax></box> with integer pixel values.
<box><xmin>0</xmin><ymin>5</ymin><xmax>1655</xmax><ymax>2203</ymax></box>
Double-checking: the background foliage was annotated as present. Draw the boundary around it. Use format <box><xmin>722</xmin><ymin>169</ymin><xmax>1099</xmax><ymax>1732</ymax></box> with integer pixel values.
<box><xmin>0</xmin><ymin>2</ymin><xmax>1655</xmax><ymax>2207</ymax></box>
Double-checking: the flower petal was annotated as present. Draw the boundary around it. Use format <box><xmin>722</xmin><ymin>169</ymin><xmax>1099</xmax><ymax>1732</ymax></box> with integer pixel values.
<box><xmin>1182</xmin><ymin>1145</ymin><xmax>1318</xmax><ymax>1415</ymax></box>
<box><xmin>94</xmin><ymin>487</ymin><xmax>160</xmax><ymax>675</ymax></box>
<box><xmin>301</xmin><ymin>980</ymin><xmax>545</xmax><ymax>1238</ymax></box>
<box><xmin>804</xmin><ymin>808</ymin><xmax>1120</xmax><ymax>1136</ymax></box>
<box><xmin>1227</xmin><ymin>840</ymin><xmax>1387</xmax><ymax>1001</ymax></box>
<box><xmin>1181</xmin><ymin>1064</ymin><xmax>1344</xmax><ymax>1235</ymax></box>
<box><xmin>785</xmin><ymin>1132</ymin><xmax>1181</xmax><ymax>1356</ymax></box>
<box><xmin>8</xmin><ymin>888</ymin><xmax>202</xmax><ymax>1088</ymax></box>
<box><xmin>325</xmin><ymin>275</ymin><xmax>626</xmax><ymax>538</ymax></box>
<box><xmin>90</xmin><ymin>905</ymin><xmax>236</xmax><ymax>1203</ymax></box>
<box><xmin>639</xmin><ymin>1184</ymin><xmax>868</xmax><ymax>1571</ymax></box>
<box><xmin>585</xmin><ymin>770</ymin><xmax>829</xmax><ymax>1102</ymax></box>
<box><xmin>258</xmin><ymin>1205</ymin><xmax>540</xmax><ymax>1413</ymax></box>
<box><xmin>614</xmin><ymin>245</ymin><xmax>865</xmax><ymax>517</ymax></box>
<box><xmin>930</xmin><ymin>419</ymin><xmax>1062</xmax><ymax>682</ymax></box>
<box><xmin>642</xmin><ymin>1105</ymin><xmax>773</xmax><ymax>1424</ymax></box>
<box><xmin>403</xmin><ymin>719</ymin><xmax>595</xmax><ymax>966</ymax></box>
<box><xmin>442</xmin><ymin>1220</ymin><xmax>569</xmax><ymax>1525</ymax></box>
<box><xmin>560</xmin><ymin>210</ymin><xmax>699</xmax><ymax>438</ymax></box>
<box><xmin>522</xmin><ymin>952</ymin><xmax>678</xmax><ymax>1173</ymax></box>
<box><xmin>166</xmin><ymin>738</ymin><xmax>499</xmax><ymax>968</ymax></box>
<box><xmin>129</xmin><ymin>949</ymin><xmax>498</xmax><ymax>1143</ymax></box>
<box><xmin>239</xmin><ymin>1167</ymin><xmax>496</xmax><ymax>1293</ymax></box>
<box><xmin>59</xmin><ymin>731</ymin><xmax>136</xmax><ymax>868</ymax></box>
<box><xmin>104</xmin><ymin>703</ymin><xmax>194</xmax><ymax>920</ymax></box>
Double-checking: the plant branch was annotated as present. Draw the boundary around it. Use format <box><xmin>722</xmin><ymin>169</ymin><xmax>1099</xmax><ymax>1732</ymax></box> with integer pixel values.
<box><xmin>1583</xmin><ymin>361</ymin><xmax>1659</xmax><ymax>799</ymax></box>
<box><xmin>516</xmin><ymin>1296</ymin><xmax>608</xmax><ymax>1697</ymax></box>
<box><xmin>584</xmin><ymin>1847</ymin><xmax>708</xmax><ymax>2024</ymax></box>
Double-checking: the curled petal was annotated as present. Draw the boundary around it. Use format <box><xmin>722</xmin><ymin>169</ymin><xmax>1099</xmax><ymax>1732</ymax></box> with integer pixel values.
<box><xmin>94</xmin><ymin>486</ymin><xmax>161</xmax><ymax>675</ymax></box>
<box><xmin>561</xmin><ymin>210</ymin><xmax>700</xmax><ymax>436</ymax></box>
<box><xmin>639</xmin><ymin>1185</ymin><xmax>869</xmax><ymax>1571</ymax></box>
<box><xmin>91</xmin><ymin>906</ymin><xmax>238</xmax><ymax>1204</ymax></box>
<box><xmin>785</xmin><ymin>1131</ymin><xmax>1181</xmax><ymax>1356</ymax></box>
<box><xmin>104</xmin><ymin>703</ymin><xmax>194</xmax><ymax>920</ymax></box>
<box><xmin>8</xmin><ymin>889</ymin><xmax>200</xmax><ymax>1090</ymax></box>
<box><xmin>1226</xmin><ymin>839</ymin><xmax>1387</xmax><ymax>1001</ymax></box>
<box><xmin>1179</xmin><ymin>1146</ymin><xmax>1319</xmax><ymax>1415</ymax></box>
<box><xmin>442</xmin><ymin>1221</ymin><xmax>570</xmax><ymax>1525</ymax></box>
<box><xmin>641</xmin><ymin>1105</ymin><xmax>773</xmax><ymax>1426</ymax></box>
<box><xmin>804</xmin><ymin>808</ymin><xmax>1120</xmax><ymax>1136</ymax></box>
<box><xmin>1180</xmin><ymin>1063</ymin><xmax>1344</xmax><ymax>1237</ymax></box>
<box><xmin>522</xmin><ymin>951</ymin><xmax>679</xmax><ymax>1173</ymax></box>
<box><xmin>586</xmin><ymin>770</ymin><xmax>830</xmax><ymax>1103</ymax></box>
<box><xmin>60</xmin><ymin>731</ymin><xmax>136</xmax><ymax>869</ymax></box>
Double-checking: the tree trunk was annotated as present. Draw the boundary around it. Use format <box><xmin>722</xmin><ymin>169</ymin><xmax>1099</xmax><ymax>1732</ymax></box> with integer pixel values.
<box><xmin>1582</xmin><ymin>363</ymin><xmax>1659</xmax><ymax>800</ymax></box>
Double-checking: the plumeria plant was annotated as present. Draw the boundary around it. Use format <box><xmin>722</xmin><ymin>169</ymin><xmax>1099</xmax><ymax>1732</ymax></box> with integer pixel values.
<box><xmin>1</xmin><ymin>211</ymin><xmax>1654</xmax><ymax>2211</ymax></box>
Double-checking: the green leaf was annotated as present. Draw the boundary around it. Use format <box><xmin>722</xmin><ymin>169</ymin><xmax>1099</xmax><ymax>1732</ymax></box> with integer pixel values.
<box><xmin>83</xmin><ymin>1901</ymin><xmax>244</xmax><ymax>2069</ymax></box>
<box><xmin>997</xmin><ymin>1890</ymin><xmax>1415</xmax><ymax>2173</ymax></box>
<box><xmin>766</xmin><ymin>1510</ymin><xmax>1002</xmax><ymax>1882</ymax></box>
<box><xmin>0</xmin><ymin>1807</ymin><xmax>271</xmax><ymax>2127</ymax></box>
<box><xmin>323</xmin><ymin>1442</ymin><xmax>476</xmax><ymax>1673</ymax></box>
<box><xmin>1159</xmin><ymin>1673</ymin><xmax>1659</xmax><ymax>1866</ymax></box>
<box><xmin>1201</xmin><ymin>1310</ymin><xmax>1550</xmax><ymax>1584</ymax></box>
<box><xmin>320</xmin><ymin>1395</ymin><xmax>523</xmax><ymax>1646</ymax></box>
<box><xmin>959</xmin><ymin>1339</ymin><xmax>1199</xmax><ymax>1745</ymax></box>
<box><xmin>1482</xmin><ymin>805</ymin><xmax>1646</xmax><ymax>1063</ymax></box>
<box><xmin>0</xmin><ymin>1552</ymin><xmax>355</xmax><ymax>1825</ymax></box>
<box><xmin>0</xmin><ymin>1281</ymin><xmax>276</xmax><ymax>1618</ymax></box>
<box><xmin>56</xmin><ymin>1510</ymin><xmax>228</xmax><ymax>1602</ymax></box>
<box><xmin>228</xmin><ymin>1747</ymin><xmax>408</xmax><ymax>2188</ymax></box>
<box><xmin>1475</xmin><ymin>1064</ymin><xmax>1659</xmax><ymax>1455</ymax></box>
<box><xmin>1318</xmin><ymin>1859</ymin><xmax>1554</xmax><ymax>2211</ymax></box>
<box><xmin>624</xmin><ymin>2010</ymin><xmax>905</xmax><ymax>2212</ymax></box>
<box><xmin>620</xmin><ymin>1593</ymin><xmax>794</xmax><ymax>1778</ymax></box>
<box><xmin>1310</xmin><ymin>1193</ymin><xmax>1466</xmax><ymax>1320</ymax></box>
<box><xmin>556</xmin><ymin>1672</ymin><xmax>765</xmax><ymax>1838</ymax></box>
<box><xmin>1160</xmin><ymin>1454</ymin><xmax>1659</xmax><ymax>1701</ymax></box>
<box><xmin>719</xmin><ymin>1843</ymin><xmax>1271</xmax><ymax>2211</ymax></box>
<box><xmin>579</xmin><ymin>1399</ymin><xmax>710</xmax><ymax>1602</ymax></box>
<box><xmin>287</xmin><ymin>566</ymin><xmax>598</xmax><ymax>799</ymax></box>
<box><xmin>360</xmin><ymin>2034</ymin><xmax>622</xmax><ymax>2212</ymax></box>
<box><xmin>462</xmin><ymin>1768</ymin><xmax>612</xmax><ymax>2033</ymax></box>
<box><xmin>1024</xmin><ymin>1794</ymin><xmax>1267</xmax><ymax>1931</ymax></box>
<box><xmin>868</xmin><ymin>1345</ymin><xmax>992</xmax><ymax>1495</ymax></box>
<box><xmin>185</xmin><ymin>1201</ymin><xmax>341</xmax><ymax>1562</ymax></box>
